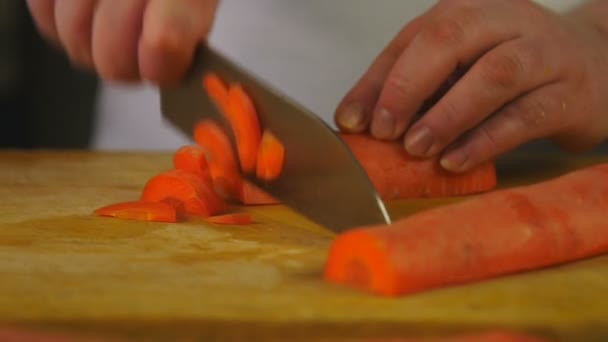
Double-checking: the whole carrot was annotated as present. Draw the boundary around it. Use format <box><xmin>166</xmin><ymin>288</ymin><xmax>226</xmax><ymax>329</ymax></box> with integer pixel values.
<box><xmin>325</xmin><ymin>163</ymin><xmax>608</xmax><ymax>296</ymax></box>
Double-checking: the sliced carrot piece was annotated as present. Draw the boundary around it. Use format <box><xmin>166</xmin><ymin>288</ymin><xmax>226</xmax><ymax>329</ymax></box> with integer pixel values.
<box><xmin>226</xmin><ymin>83</ymin><xmax>262</xmax><ymax>174</ymax></box>
<box><xmin>193</xmin><ymin>120</ymin><xmax>242</xmax><ymax>200</ymax></box>
<box><xmin>256</xmin><ymin>130</ymin><xmax>285</xmax><ymax>181</ymax></box>
<box><xmin>173</xmin><ymin>145</ymin><xmax>212</xmax><ymax>182</ymax></box>
<box><xmin>202</xmin><ymin>72</ymin><xmax>230</xmax><ymax>113</ymax></box>
<box><xmin>94</xmin><ymin>201</ymin><xmax>177</xmax><ymax>223</ymax></box>
<box><xmin>207</xmin><ymin>213</ymin><xmax>253</xmax><ymax>225</ymax></box>
<box><xmin>160</xmin><ymin>197</ymin><xmax>187</xmax><ymax>221</ymax></box>
<box><xmin>239</xmin><ymin>180</ymin><xmax>278</xmax><ymax>205</ymax></box>
<box><xmin>324</xmin><ymin>163</ymin><xmax>608</xmax><ymax>296</ymax></box>
<box><xmin>141</xmin><ymin>169</ymin><xmax>225</xmax><ymax>217</ymax></box>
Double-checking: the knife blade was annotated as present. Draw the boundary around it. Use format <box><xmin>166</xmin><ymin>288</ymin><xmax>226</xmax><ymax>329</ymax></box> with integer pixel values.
<box><xmin>160</xmin><ymin>44</ymin><xmax>391</xmax><ymax>233</ymax></box>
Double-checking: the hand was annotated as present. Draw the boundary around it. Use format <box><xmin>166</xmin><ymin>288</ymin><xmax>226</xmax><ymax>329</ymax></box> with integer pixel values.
<box><xmin>335</xmin><ymin>0</ymin><xmax>608</xmax><ymax>172</ymax></box>
<box><xmin>26</xmin><ymin>0</ymin><xmax>219</xmax><ymax>85</ymax></box>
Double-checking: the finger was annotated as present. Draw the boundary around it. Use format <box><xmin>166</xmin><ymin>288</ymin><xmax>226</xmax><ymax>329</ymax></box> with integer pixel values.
<box><xmin>54</xmin><ymin>0</ymin><xmax>97</xmax><ymax>69</ymax></box>
<box><xmin>91</xmin><ymin>0</ymin><xmax>147</xmax><ymax>82</ymax></box>
<box><xmin>138</xmin><ymin>0</ymin><xmax>219</xmax><ymax>85</ymax></box>
<box><xmin>334</xmin><ymin>14</ymin><xmax>430</xmax><ymax>133</ymax></box>
<box><xmin>405</xmin><ymin>37</ymin><xmax>561</xmax><ymax>157</ymax></box>
<box><xmin>26</xmin><ymin>0</ymin><xmax>59</xmax><ymax>44</ymax></box>
<box><xmin>440</xmin><ymin>82</ymin><xmax>569</xmax><ymax>173</ymax></box>
<box><xmin>371</xmin><ymin>4</ymin><xmax>521</xmax><ymax>141</ymax></box>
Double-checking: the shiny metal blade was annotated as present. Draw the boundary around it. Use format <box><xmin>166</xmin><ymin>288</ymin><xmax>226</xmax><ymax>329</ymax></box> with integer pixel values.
<box><xmin>160</xmin><ymin>44</ymin><xmax>391</xmax><ymax>233</ymax></box>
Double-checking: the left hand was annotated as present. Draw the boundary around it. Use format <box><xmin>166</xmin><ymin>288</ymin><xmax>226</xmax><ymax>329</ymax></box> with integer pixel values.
<box><xmin>334</xmin><ymin>0</ymin><xmax>608</xmax><ymax>172</ymax></box>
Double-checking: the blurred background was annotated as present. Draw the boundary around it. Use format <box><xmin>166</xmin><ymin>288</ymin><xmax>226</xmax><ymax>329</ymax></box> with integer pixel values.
<box><xmin>0</xmin><ymin>0</ymin><xmax>587</xmax><ymax>151</ymax></box>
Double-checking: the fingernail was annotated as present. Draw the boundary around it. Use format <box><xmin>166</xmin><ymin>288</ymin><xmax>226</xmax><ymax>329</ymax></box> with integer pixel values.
<box><xmin>371</xmin><ymin>108</ymin><xmax>396</xmax><ymax>139</ymax></box>
<box><xmin>405</xmin><ymin>126</ymin><xmax>435</xmax><ymax>156</ymax></box>
<box><xmin>440</xmin><ymin>149</ymin><xmax>469</xmax><ymax>172</ymax></box>
<box><xmin>337</xmin><ymin>103</ymin><xmax>365</xmax><ymax>131</ymax></box>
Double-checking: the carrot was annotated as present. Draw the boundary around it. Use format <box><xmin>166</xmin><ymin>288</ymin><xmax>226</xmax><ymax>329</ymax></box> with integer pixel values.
<box><xmin>159</xmin><ymin>197</ymin><xmax>187</xmax><ymax>221</ymax></box>
<box><xmin>340</xmin><ymin>133</ymin><xmax>496</xmax><ymax>199</ymax></box>
<box><xmin>207</xmin><ymin>213</ymin><xmax>253</xmax><ymax>225</ymax></box>
<box><xmin>173</xmin><ymin>145</ymin><xmax>212</xmax><ymax>182</ymax></box>
<box><xmin>226</xmin><ymin>83</ymin><xmax>262</xmax><ymax>174</ymax></box>
<box><xmin>324</xmin><ymin>163</ymin><xmax>608</xmax><ymax>296</ymax></box>
<box><xmin>239</xmin><ymin>180</ymin><xmax>278</xmax><ymax>205</ymax></box>
<box><xmin>238</xmin><ymin>133</ymin><xmax>496</xmax><ymax>205</ymax></box>
<box><xmin>202</xmin><ymin>72</ymin><xmax>230</xmax><ymax>113</ymax></box>
<box><xmin>94</xmin><ymin>201</ymin><xmax>178</xmax><ymax>223</ymax></box>
<box><xmin>141</xmin><ymin>169</ymin><xmax>225</xmax><ymax>217</ymax></box>
<box><xmin>193</xmin><ymin>120</ymin><xmax>242</xmax><ymax>200</ymax></box>
<box><xmin>256</xmin><ymin>130</ymin><xmax>285</xmax><ymax>181</ymax></box>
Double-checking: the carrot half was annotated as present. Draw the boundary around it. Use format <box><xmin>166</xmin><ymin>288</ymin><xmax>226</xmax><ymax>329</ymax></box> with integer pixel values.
<box><xmin>207</xmin><ymin>213</ymin><xmax>253</xmax><ymax>225</ymax></box>
<box><xmin>238</xmin><ymin>133</ymin><xmax>496</xmax><ymax>205</ymax></box>
<box><xmin>193</xmin><ymin>120</ymin><xmax>242</xmax><ymax>200</ymax></box>
<box><xmin>226</xmin><ymin>84</ymin><xmax>262</xmax><ymax>174</ymax></box>
<box><xmin>94</xmin><ymin>201</ymin><xmax>178</xmax><ymax>223</ymax></box>
<box><xmin>141</xmin><ymin>169</ymin><xmax>225</xmax><ymax>217</ymax></box>
<box><xmin>256</xmin><ymin>130</ymin><xmax>285</xmax><ymax>181</ymax></box>
<box><xmin>173</xmin><ymin>145</ymin><xmax>212</xmax><ymax>182</ymax></box>
<box><xmin>341</xmin><ymin>133</ymin><xmax>496</xmax><ymax>199</ymax></box>
<box><xmin>202</xmin><ymin>72</ymin><xmax>230</xmax><ymax>113</ymax></box>
<box><xmin>324</xmin><ymin>163</ymin><xmax>608</xmax><ymax>296</ymax></box>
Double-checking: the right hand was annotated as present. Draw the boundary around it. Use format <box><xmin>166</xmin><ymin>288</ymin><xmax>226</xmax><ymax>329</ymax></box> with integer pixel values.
<box><xmin>26</xmin><ymin>0</ymin><xmax>219</xmax><ymax>85</ymax></box>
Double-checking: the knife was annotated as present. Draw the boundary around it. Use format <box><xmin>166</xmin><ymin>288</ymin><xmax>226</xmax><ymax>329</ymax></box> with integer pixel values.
<box><xmin>160</xmin><ymin>44</ymin><xmax>391</xmax><ymax>233</ymax></box>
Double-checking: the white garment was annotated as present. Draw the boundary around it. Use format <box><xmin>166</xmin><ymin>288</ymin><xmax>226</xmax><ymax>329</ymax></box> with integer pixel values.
<box><xmin>91</xmin><ymin>0</ymin><xmax>585</xmax><ymax>150</ymax></box>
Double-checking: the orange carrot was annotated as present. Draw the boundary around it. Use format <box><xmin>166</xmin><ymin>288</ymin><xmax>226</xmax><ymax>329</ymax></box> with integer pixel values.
<box><xmin>324</xmin><ymin>163</ymin><xmax>608</xmax><ymax>296</ymax></box>
<box><xmin>341</xmin><ymin>133</ymin><xmax>496</xmax><ymax>199</ymax></box>
<box><xmin>239</xmin><ymin>180</ymin><xmax>278</xmax><ymax>205</ymax></box>
<box><xmin>202</xmin><ymin>72</ymin><xmax>230</xmax><ymax>113</ymax></box>
<box><xmin>173</xmin><ymin>145</ymin><xmax>212</xmax><ymax>182</ymax></box>
<box><xmin>160</xmin><ymin>197</ymin><xmax>187</xmax><ymax>221</ymax></box>
<box><xmin>256</xmin><ymin>130</ymin><xmax>285</xmax><ymax>181</ymax></box>
<box><xmin>238</xmin><ymin>133</ymin><xmax>496</xmax><ymax>205</ymax></box>
<box><xmin>207</xmin><ymin>213</ymin><xmax>253</xmax><ymax>225</ymax></box>
<box><xmin>94</xmin><ymin>201</ymin><xmax>177</xmax><ymax>223</ymax></box>
<box><xmin>193</xmin><ymin>120</ymin><xmax>242</xmax><ymax>200</ymax></box>
<box><xmin>141</xmin><ymin>169</ymin><xmax>225</xmax><ymax>217</ymax></box>
<box><xmin>226</xmin><ymin>83</ymin><xmax>262</xmax><ymax>174</ymax></box>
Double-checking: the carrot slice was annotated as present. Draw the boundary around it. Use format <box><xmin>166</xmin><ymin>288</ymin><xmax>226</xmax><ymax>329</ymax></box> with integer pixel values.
<box><xmin>173</xmin><ymin>145</ymin><xmax>212</xmax><ymax>182</ymax></box>
<box><xmin>226</xmin><ymin>84</ymin><xmax>262</xmax><ymax>174</ymax></box>
<box><xmin>324</xmin><ymin>163</ymin><xmax>608</xmax><ymax>296</ymax></box>
<box><xmin>340</xmin><ymin>133</ymin><xmax>496</xmax><ymax>198</ymax></box>
<box><xmin>94</xmin><ymin>201</ymin><xmax>177</xmax><ymax>223</ymax></box>
<box><xmin>141</xmin><ymin>169</ymin><xmax>225</xmax><ymax>217</ymax></box>
<box><xmin>239</xmin><ymin>180</ymin><xmax>278</xmax><ymax>205</ymax></box>
<box><xmin>207</xmin><ymin>213</ymin><xmax>253</xmax><ymax>225</ymax></box>
<box><xmin>202</xmin><ymin>72</ymin><xmax>230</xmax><ymax>113</ymax></box>
<box><xmin>193</xmin><ymin>120</ymin><xmax>242</xmax><ymax>200</ymax></box>
<box><xmin>160</xmin><ymin>197</ymin><xmax>187</xmax><ymax>221</ymax></box>
<box><xmin>256</xmin><ymin>130</ymin><xmax>285</xmax><ymax>181</ymax></box>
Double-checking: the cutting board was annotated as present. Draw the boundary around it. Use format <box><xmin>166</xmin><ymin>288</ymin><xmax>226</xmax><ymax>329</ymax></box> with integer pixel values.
<box><xmin>0</xmin><ymin>150</ymin><xmax>607</xmax><ymax>341</ymax></box>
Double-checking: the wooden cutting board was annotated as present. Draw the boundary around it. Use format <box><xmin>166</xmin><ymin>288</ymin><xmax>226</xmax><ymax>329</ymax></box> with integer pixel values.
<box><xmin>0</xmin><ymin>150</ymin><xmax>607</xmax><ymax>341</ymax></box>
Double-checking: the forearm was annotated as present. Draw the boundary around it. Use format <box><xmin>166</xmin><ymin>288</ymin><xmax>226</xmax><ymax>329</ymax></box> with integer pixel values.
<box><xmin>568</xmin><ymin>0</ymin><xmax>608</xmax><ymax>38</ymax></box>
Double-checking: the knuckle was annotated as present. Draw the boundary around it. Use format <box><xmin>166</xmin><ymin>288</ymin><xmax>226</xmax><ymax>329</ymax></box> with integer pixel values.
<box><xmin>421</xmin><ymin>18</ymin><xmax>467</xmax><ymax>46</ymax></box>
<box><xmin>477</xmin><ymin>124</ymin><xmax>500</xmax><ymax>152</ymax></box>
<box><xmin>434</xmin><ymin>100</ymin><xmax>460</xmax><ymax>128</ymax></box>
<box><xmin>418</xmin><ymin>7</ymin><xmax>479</xmax><ymax>46</ymax></box>
<box><xmin>503</xmin><ymin>96</ymin><xmax>552</xmax><ymax>130</ymax></box>
<box><xmin>385</xmin><ymin>74</ymin><xmax>413</xmax><ymax>100</ymax></box>
<box><xmin>479</xmin><ymin>52</ymin><xmax>524</xmax><ymax>89</ymax></box>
